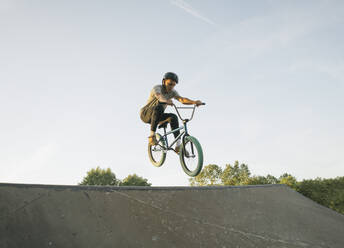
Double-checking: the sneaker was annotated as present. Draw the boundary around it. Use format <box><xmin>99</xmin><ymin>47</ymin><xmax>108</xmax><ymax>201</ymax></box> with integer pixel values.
<box><xmin>148</xmin><ymin>135</ymin><xmax>158</xmax><ymax>146</ymax></box>
<box><xmin>175</xmin><ymin>145</ymin><xmax>190</xmax><ymax>156</ymax></box>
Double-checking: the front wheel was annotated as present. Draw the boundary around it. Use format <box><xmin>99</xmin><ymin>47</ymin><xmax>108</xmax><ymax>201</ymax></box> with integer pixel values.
<box><xmin>148</xmin><ymin>133</ymin><xmax>167</xmax><ymax>167</ymax></box>
<box><xmin>179</xmin><ymin>135</ymin><xmax>203</xmax><ymax>177</ymax></box>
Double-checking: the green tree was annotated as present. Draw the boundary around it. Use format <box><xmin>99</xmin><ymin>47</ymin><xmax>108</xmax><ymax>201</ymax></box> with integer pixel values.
<box><xmin>221</xmin><ymin>161</ymin><xmax>251</xmax><ymax>186</ymax></box>
<box><xmin>120</xmin><ymin>174</ymin><xmax>151</xmax><ymax>186</ymax></box>
<box><xmin>266</xmin><ymin>174</ymin><xmax>280</xmax><ymax>184</ymax></box>
<box><xmin>79</xmin><ymin>167</ymin><xmax>119</xmax><ymax>186</ymax></box>
<box><xmin>189</xmin><ymin>164</ymin><xmax>222</xmax><ymax>186</ymax></box>
<box><xmin>189</xmin><ymin>162</ymin><xmax>252</xmax><ymax>186</ymax></box>
<box><xmin>248</xmin><ymin>174</ymin><xmax>279</xmax><ymax>185</ymax></box>
<box><xmin>189</xmin><ymin>162</ymin><xmax>293</xmax><ymax>187</ymax></box>
<box><xmin>296</xmin><ymin>177</ymin><xmax>344</xmax><ymax>214</ymax></box>
<box><xmin>279</xmin><ymin>173</ymin><xmax>298</xmax><ymax>189</ymax></box>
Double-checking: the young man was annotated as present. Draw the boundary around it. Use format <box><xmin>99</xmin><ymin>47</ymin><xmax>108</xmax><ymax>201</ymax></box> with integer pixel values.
<box><xmin>140</xmin><ymin>72</ymin><xmax>204</xmax><ymax>153</ymax></box>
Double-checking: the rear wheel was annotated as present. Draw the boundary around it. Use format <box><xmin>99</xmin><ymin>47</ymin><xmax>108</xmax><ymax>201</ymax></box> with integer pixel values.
<box><xmin>148</xmin><ymin>133</ymin><xmax>167</xmax><ymax>167</ymax></box>
<box><xmin>179</xmin><ymin>135</ymin><xmax>203</xmax><ymax>176</ymax></box>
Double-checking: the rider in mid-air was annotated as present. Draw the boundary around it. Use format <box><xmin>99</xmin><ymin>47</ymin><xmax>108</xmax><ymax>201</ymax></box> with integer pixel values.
<box><xmin>140</xmin><ymin>72</ymin><xmax>204</xmax><ymax>153</ymax></box>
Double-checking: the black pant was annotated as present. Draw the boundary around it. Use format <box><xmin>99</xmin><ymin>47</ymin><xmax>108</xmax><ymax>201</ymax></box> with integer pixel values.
<box><xmin>140</xmin><ymin>103</ymin><xmax>180</xmax><ymax>138</ymax></box>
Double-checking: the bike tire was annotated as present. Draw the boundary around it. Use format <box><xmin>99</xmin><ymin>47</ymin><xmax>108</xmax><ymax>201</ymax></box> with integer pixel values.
<box><xmin>148</xmin><ymin>133</ymin><xmax>167</xmax><ymax>167</ymax></box>
<box><xmin>179</xmin><ymin>135</ymin><xmax>203</xmax><ymax>177</ymax></box>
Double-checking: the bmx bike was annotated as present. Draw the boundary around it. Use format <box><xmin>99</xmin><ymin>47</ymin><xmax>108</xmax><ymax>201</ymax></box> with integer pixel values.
<box><xmin>148</xmin><ymin>102</ymin><xmax>205</xmax><ymax>177</ymax></box>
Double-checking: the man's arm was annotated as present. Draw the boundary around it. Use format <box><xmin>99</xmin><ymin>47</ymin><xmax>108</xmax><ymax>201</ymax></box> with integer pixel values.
<box><xmin>176</xmin><ymin>96</ymin><xmax>203</xmax><ymax>106</ymax></box>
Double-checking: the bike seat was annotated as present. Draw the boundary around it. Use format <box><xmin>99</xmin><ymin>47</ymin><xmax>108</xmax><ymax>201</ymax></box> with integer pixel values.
<box><xmin>158</xmin><ymin>117</ymin><xmax>172</xmax><ymax>129</ymax></box>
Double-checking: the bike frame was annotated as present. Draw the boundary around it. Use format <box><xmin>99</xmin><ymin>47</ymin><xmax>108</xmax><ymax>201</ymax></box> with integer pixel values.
<box><xmin>157</xmin><ymin>104</ymin><xmax>198</xmax><ymax>152</ymax></box>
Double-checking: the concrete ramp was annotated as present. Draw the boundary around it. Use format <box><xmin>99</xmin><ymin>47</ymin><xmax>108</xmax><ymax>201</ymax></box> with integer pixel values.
<box><xmin>1</xmin><ymin>183</ymin><xmax>343</xmax><ymax>248</ymax></box>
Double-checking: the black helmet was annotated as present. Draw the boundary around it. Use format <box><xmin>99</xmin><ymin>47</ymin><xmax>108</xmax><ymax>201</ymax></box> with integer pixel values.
<box><xmin>163</xmin><ymin>72</ymin><xmax>178</xmax><ymax>84</ymax></box>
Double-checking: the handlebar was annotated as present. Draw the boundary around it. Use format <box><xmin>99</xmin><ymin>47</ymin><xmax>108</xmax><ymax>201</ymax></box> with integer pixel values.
<box><xmin>159</xmin><ymin>101</ymin><xmax>206</xmax><ymax>106</ymax></box>
<box><xmin>172</xmin><ymin>102</ymin><xmax>205</xmax><ymax>122</ymax></box>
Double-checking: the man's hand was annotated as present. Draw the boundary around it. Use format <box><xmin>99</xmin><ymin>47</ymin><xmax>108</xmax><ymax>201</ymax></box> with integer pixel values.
<box><xmin>194</xmin><ymin>100</ymin><xmax>203</xmax><ymax>106</ymax></box>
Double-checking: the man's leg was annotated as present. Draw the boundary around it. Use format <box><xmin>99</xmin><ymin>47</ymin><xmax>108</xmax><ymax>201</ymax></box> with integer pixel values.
<box><xmin>150</xmin><ymin>104</ymin><xmax>165</xmax><ymax>133</ymax></box>
<box><xmin>146</xmin><ymin>104</ymin><xmax>166</xmax><ymax>145</ymax></box>
<box><xmin>161</xmin><ymin>113</ymin><xmax>184</xmax><ymax>153</ymax></box>
<box><xmin>146</xmin><ymin>104</ymin><xmax>180</xmax><ymax>146</ymax></box>
<box><xmin>161</xmin><ymin>113</ymin><xmax>180</xmax><ymax>138</ymax></box>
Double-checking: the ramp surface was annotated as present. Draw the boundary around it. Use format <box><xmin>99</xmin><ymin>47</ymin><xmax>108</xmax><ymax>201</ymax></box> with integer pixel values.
<box><xmin>1</xmin><ymin>183</ymin><xmax>343</xmax><ymax>248</ymax></box>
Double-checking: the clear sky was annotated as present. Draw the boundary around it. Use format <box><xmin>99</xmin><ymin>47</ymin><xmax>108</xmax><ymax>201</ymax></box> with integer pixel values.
<box><xmin>1</xmin><ymin>0</ymin><xmax>343</xmax><ymax>186</ymax></box>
